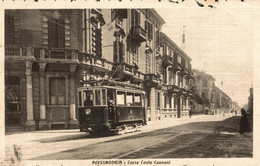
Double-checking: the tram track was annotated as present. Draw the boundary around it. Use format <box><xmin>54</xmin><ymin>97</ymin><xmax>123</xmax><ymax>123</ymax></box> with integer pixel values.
<box><xmin>115</xmin><ymin>132</ymin><xmax>193</xmax><ymax>159</ymax></box>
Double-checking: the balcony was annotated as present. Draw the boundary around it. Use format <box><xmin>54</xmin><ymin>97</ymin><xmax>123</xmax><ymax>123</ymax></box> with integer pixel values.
<box><xmin>131</xmin><ymin>70</ymin><xmax>145</xmax><ymax>84</ymax></box>
<box><xmin>84</xmin><ymin>54</ymin><xmax>114</xmax><ymax>74</ymax></box>
<box><xmin>162</xmin><ymin>55</ymin><xmax>173</xmax><ymax>67</ymax></box>
<box><xmin>181</xmin><ymin>66</ymin><xmax>190</xmax><ymax>75</ymax></box>
<box><xmin>166</xmin><ymin>84</ymin><xmax>179</xmax><ymax>94</ymax></box>
<box><xmin>130</xmin><ymin>25</ymin><xmax>147</xmax><ymax>43</ymax></box>
<box><xmin>5</xmin><ymin>44</ymin><xmax>79</xmax><ymax>63</ymax></box>
<box><xmin>187</xmin><ymin>90</ymin><xmax>193</xmax><ymax>97</ymax></box>
<box><xmin>144</xmin><ymin>74</ymin><xmax>162</xmax><ymax>88</ymax></box>
<box><xmin>172</xmin><ymin>61</ymin><xmax>182</xmax><ymax>71</ymax></box>
<box><xmin>114</xmin><ymin>62</ymin><xmax>134</xmax><ymax>81</ymax></box>
<box><xmin>162</xmin><ymin>108</ymin><xmax>177</xmax><ymax>112</ymax></box>
<box><xmin>180</xmin><ymin>88</ymin><xmax>187</xmax><ymax>95</ymax></box>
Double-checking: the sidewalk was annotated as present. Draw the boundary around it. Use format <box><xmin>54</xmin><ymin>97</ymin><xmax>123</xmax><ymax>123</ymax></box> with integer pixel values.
<box><xmin>5</xmin><ymin>113</ymin><xmax>235</xmax><ymax>160</ymax></box>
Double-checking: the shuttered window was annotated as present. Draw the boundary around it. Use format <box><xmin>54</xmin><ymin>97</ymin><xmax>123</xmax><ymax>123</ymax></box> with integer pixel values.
<box><xmin>131</xmin><ymin>9</ymin><xmax>140</xmax><ymax>27</ymax></box>
<box><xmin>5</xmin><ymin>15</ymin><xmax>14</xmax><ymax>44</ymax></box>
<box><xmin>145</xmin><ymin>20</ymin><xmax>153</xmax><ymax>40</ymax></box>
<box><xmin>48</xmin><ymin>19</ymin><xmax>65</xmax><ymax>48</ymax></box>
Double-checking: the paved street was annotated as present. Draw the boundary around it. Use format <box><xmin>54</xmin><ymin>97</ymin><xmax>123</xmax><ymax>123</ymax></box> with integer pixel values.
<box><xmin>5</xmin><ymin>114</ymin><xmax>252</xmax><ymax>160</ymax></box>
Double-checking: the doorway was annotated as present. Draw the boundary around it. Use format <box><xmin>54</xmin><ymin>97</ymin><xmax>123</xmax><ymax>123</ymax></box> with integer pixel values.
<box><xmin>5</xmin><ymin>76</ymin><xmax>22</xmax><ymax>126</ymax></box>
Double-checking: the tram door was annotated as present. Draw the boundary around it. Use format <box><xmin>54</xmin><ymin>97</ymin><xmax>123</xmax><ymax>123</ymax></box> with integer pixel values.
<box><xmin>5</xmin><ymin>76</ymin><xmax>22</xmax><ymax>126</ymax></box>
<box><xmin>107</xmin><ymin>89</ymin><xmax>116</xmax><ymax>122</ymax></box>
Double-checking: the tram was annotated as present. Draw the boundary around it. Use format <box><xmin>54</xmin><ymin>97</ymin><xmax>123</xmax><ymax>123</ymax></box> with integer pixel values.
<box><xmin>77</xmin><ymin>79</ymin><xmax>146</xmax><ymax>134</ymax></box>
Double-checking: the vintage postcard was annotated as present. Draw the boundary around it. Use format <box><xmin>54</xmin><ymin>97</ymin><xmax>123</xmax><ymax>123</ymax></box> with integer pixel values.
<box><xmin>0</xmin><ymin>0</ymin><xmax>259</xmax><ymax>166</ymax></box>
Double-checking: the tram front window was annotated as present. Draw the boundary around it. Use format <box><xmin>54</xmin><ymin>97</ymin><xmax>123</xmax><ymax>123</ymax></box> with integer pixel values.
<box><xmin>84</xmin><ymin>90</ymin><xmax>93</xmax><ymax>106</ymax></box>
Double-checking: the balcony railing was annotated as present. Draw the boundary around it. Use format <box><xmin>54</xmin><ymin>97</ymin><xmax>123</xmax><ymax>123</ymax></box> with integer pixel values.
<box><xmin>162</xmin><ymin>55</ymin><xmax>173</xmax><ymax>67</ymax></box>
<box><xmin>172</xmin><ymin>61</ymin><xmax>182</xmax><ymax>71</ymax></box>
<box><xmin>5</xmin><ymin>45</ymin><xmax>114</xmax><ymax>73</ymax></box>
<box><xmin>83</xmin><ymin>53</ymin><xmax>114</xmax><ymax>72</ymax></box>
<box><xmin>5</xmin><ymin>44</ymin><xmax>28</xmax><ymax>57</ymax></box>
<box><xmin>131</xmin><ymin>70</ymin><xmax>145</xmax><ymax>84</ymax></box>
<box><xmin>166</xmin><ymin>84</ymin><xmax>179</xmax><ymax>94</ymax></box>
<box><xmin>131</xmin><ymin>25</ymin><xmax>147</xmax><ymax>43</ymax></box>
<box><xmin>34</xmin><ymin>47</ymin><xmax>79</xmax><ymax>61</ymax></box>
<box><xmin>5</xmin><ymin>44</ymin><xmax>79</xmax><ymax>62</ymax></box>
<box><xmin>162</xmin><ymin>108</ymin><xmax>177</xmax><ymax>112</ymax></box>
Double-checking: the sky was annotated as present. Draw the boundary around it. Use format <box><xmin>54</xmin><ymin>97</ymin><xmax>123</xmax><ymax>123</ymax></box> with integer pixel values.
<box><xmin>156</xmin><ymin>0</ymin><xmax>259</xmax><ymax>107</ymax></box>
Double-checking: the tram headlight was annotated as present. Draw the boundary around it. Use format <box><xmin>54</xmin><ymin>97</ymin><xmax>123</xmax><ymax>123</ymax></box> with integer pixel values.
<box><xmin>85</xmin><ymin>108</ymin><xmax>91</xmax><ymax>115</ymax></box>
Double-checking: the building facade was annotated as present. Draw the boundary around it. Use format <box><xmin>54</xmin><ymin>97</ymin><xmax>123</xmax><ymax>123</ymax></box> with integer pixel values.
<box><xmin>214</xmin><ymin>86</ymin><xmax>232</xmax><ymax>114</ymax></box>
<box><xmin>160</xmin><ymin>33</ymin><xmax>193</xmax><ymax>119</ymax></box>
<box><xmin>5</xmin><ymin>9</ymin><xmax>195</xmax><ymax>131</ymax></box>
<box><xmin>192</xmin><ymin>70</ymin><xmax>216</xmax><ymax>114</ymax></box>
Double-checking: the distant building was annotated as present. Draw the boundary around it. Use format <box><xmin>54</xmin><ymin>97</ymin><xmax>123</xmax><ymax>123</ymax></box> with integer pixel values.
<box><xmin>214</xmin><ymin>86</ymin><xmax>232</xmax><ymax>114</ymax></box>
<box><xmin>192</xmin><ymin>70</ymin><xmax>216</xmax><ymax>114</ymax></box>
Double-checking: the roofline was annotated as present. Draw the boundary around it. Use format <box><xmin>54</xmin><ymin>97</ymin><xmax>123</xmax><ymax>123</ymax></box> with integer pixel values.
<box><xmin>151</xmin><ymin>9</ymin><xmax>166</xmax><ymax>25</ymax></box>
<box><xmin>161</xmin><ymin>32</ymin><xmax>192</xmax><ymax>61</ymax></box>
<box><xmin>214</xmin><ymin>86</ymin><xmax>232</xmax><ymax>100</ymax></box>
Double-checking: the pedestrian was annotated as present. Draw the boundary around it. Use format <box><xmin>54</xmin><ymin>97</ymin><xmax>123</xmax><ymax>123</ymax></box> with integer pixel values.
<box><xmin>189</xmin><ymin>109</ymin><xmax>191</xmax><ymax>118</ymax></box>
<box><xmin>239</xmin><ymin>108</ymin><xmax>250</xmax><ymax>135</ymax></box>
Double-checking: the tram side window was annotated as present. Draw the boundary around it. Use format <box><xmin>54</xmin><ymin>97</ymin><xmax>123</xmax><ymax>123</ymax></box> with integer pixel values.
<box><xmin>126</xmin><ymin>93</ymin><xmax>134</xmax><ymax>106</ymax></box>
<box><xmin>95</xmin><ymin>90</ymin><xmax>101</xmax><ymax>105</ymax></box>
<box><xmin>102</xmin><ymin>89</ymin><xmax>106</xmax><ymax>105</ymax></box>
<box><xmin>84</xmin><ymin>90</ymin><xmax>93</xmax><ymax>106</ymax></box>
<box><xmin>134</xmin><ymin>94</ymin><xmax>142</xmax><ymax>106</ymax></box>
<box><xmin>117</xmin><ymin>91</ymin><xmax>125</xmax><ymax>106</ymax></box>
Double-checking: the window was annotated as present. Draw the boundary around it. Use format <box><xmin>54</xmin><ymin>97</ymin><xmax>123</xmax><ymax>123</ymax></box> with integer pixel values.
<box><xmin>174</xmin><ymin>96</ymin><xmax>177</xmax><ymax>108</ymax></box>
<box><xmin>48</xmin><ymin>19</ymin><xmax>65</xmax><ymax>48</ymax></box>
<box><xmin>95</xmin><ymin>90</ymin><xmax>101</xmax><ymax>105</ymax></box>
<box><xmin>134</xmin><ymin>94</ymin><xmax>142</xmax><ymax>106</ymax></box>
<box><xmin>203</xmin><ymin>80</ymin><xmax>207</xmax><ymax>86</ymax></box>
<box><xmin>117</xmin><ymin>91</ymin><xmax>125</xmax><ymax>106</ymax></box>
<box><xmin>169</xmin><ymin>96</ymin><xmax>172</xmax><ymax>108</ymax></box>
<box><xmin>157</xmin><ymin>92</ymin><xmax>160</xmax><ymax>108</ymax></box>
<box><xmin>131</xmin><ymin>9</ymin><xmax>140</xmax><ymax>27</ymax></box>
<box><xmin>177</xmin><ymin>55</ymin><xmax>181</xmax><ymax>64</ymax></box>
<box><xmin>49</xmin><ymin>77</ymin><xmax>66</xmax><ymax>105</ymax></box>
<box><xmin>164</xmin><ymin>95</ymin><xmax>167</xmax><ymax>108</ymax></box>
<box><xmin>126</xmin><ymin>93</ymin><xmax>134</xmax><ymax>106</ymax></box>
<box><xmin>102</xmin><ymin>89</ymin><xmax>106</xmax><ymax>105</ymax></box>
<box><xmin>147</xmin><ymin>92</ymin><xmax>151</xmax><ymax>107</ymax></box>
<box><xmin>111</xmin><ymin>9</ymin><xmax>127</xmax><ymax>21</ymax></box>
<box><xmin>145</xmin><ymin>20</ymin><xmax>153</xmax><ymax>40</ymax></box>
<box><xmin>84</xmin><ymin>90</ymin><xmax>94</xmax><ymax>106</ymax></box>
<box><xmin>5</xmin><ymin>15</ymin><xmax>14</xmax><ymax>44</ymax></box>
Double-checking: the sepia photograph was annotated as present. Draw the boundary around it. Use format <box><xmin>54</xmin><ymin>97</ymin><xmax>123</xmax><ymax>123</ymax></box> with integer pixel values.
<box><xmin>0</xmin><ymin>0</ymin><xmax>259</xmax><ymax>165</ymax></box>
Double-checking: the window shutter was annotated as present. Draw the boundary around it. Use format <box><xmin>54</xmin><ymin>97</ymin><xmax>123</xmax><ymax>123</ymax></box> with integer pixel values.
<box><xmin>95</xmin><ymin>28</ymin><xmax>102</xmax><ymax>58</ymax></box>
<box><xmin>136</xmin><ymin>11</ymin><xmax>140</xmax><ymax>26</ymax></box>
<box><xmin>5</xmin><ymin>15</ymin><xmax>14</xmax><ymax>44</ymax></box>
<box><xmin>119</xmin><ymin>42</ymin><xmax>125</xmax><ymax>62</ymax></box>
<box><xmin>48</xmin><ymin>19</ymin><xmax>57</xmax><ymax>48</ymax></box>
<box><xmin>113</xmin><ymin>41</ymin><xmax>119</xmax><ymax>63</ymax></box>
<box><xmin>148</xmin><ymin>22</ymin><xmax>153</xmax><ymax>40</ymax></box>
<box><xmin>118</xmin><ymin>9</ymin><xmax>128</xmax><ymax>19</ymax></box>
<box><xmin>145</xmin><ymin>20</ymin><xmax>148</xmax><ymax>32</ymax></box>
<box><xmin>111</xmin><ymin>9</ymin><xmax>117</xmax><ymax>22</ymax></box>
<box><xmin>131</xmin><ymin>9</ymin><xmax>135</xmax><ymax>27</ymax></box>
<box><xmin>57</xmin><ymin>19</ymin><xmax>65</xmax><ymax>48</ymax></box>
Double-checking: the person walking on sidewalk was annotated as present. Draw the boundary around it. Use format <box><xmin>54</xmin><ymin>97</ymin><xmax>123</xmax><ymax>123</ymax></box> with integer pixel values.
<box><xmin>239</xmin><ymin>108</ymin><xmax>251</xmax><ymax>135</ymax></box>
